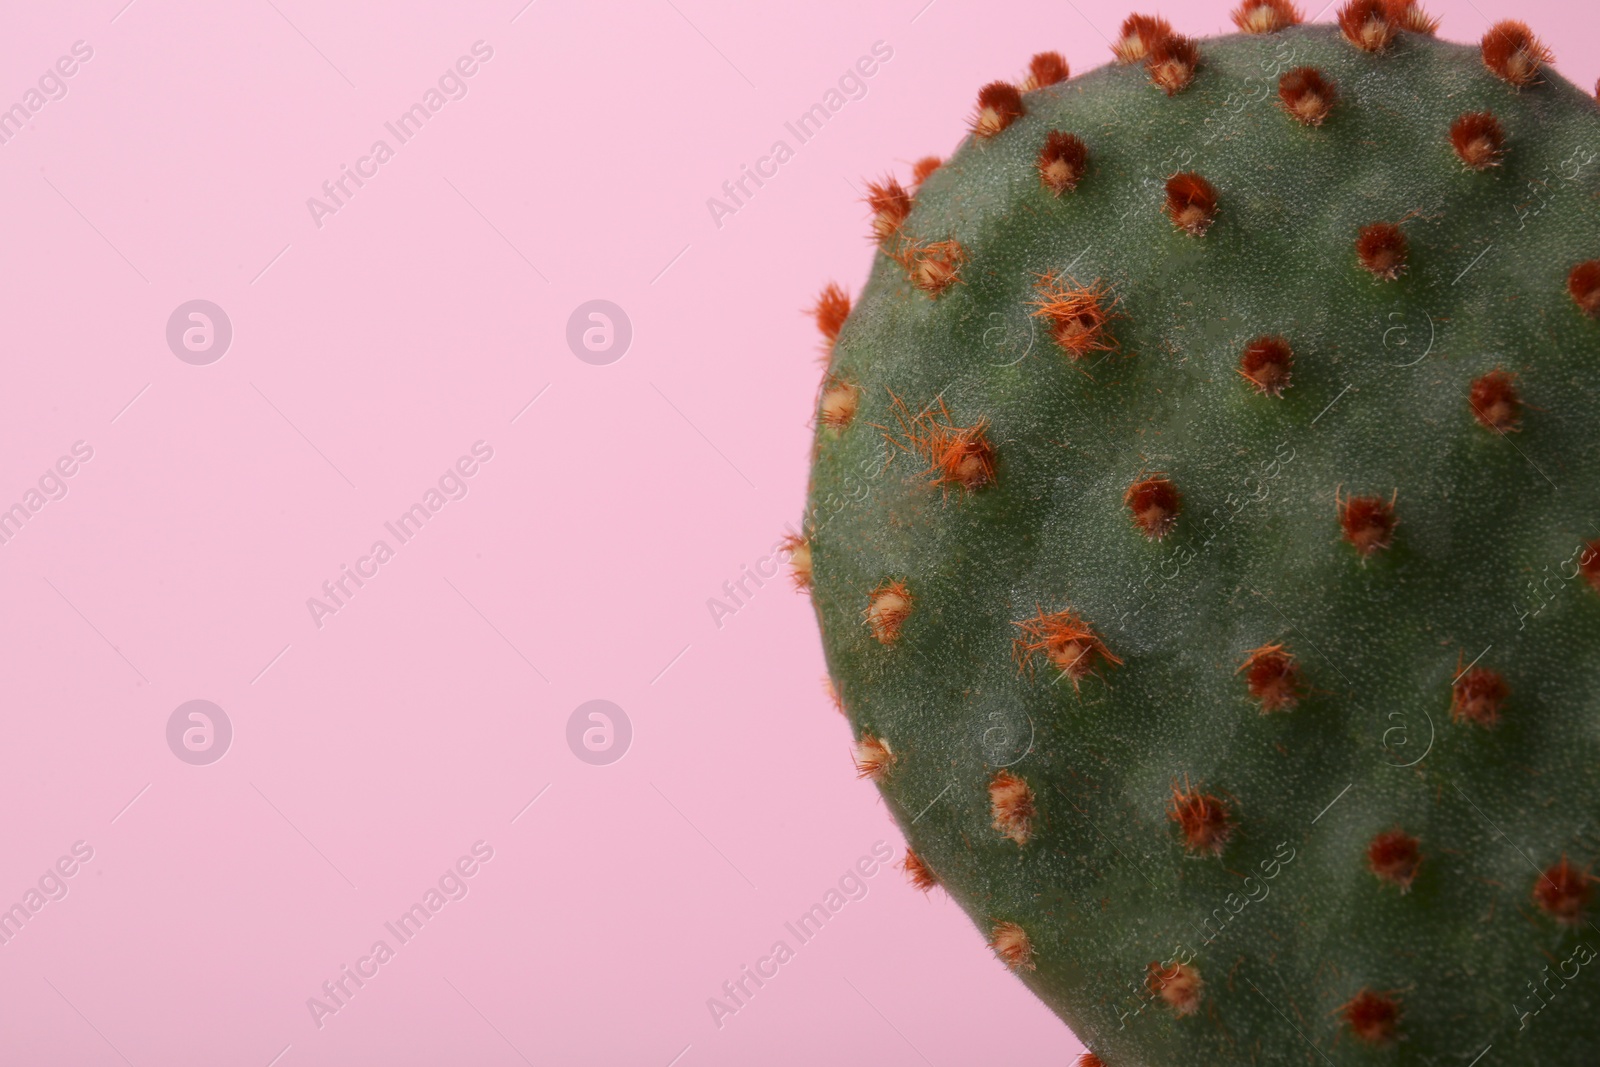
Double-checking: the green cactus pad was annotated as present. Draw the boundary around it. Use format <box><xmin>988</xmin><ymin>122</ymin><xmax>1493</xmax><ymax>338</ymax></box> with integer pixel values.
<box><xmin>804</xmin><ymin>16</ymin><xmax>1600</xmax><ymax>1065</ymax></box>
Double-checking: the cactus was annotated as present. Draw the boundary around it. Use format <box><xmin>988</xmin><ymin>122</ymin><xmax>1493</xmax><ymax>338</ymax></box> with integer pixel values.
<box><xmin>800</xmin><ymin>4</ymin><xmax>1600</xmax><ymax>1063</ymax></box>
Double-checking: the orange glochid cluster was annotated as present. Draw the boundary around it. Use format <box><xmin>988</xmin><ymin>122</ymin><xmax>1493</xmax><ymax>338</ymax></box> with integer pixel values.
<box><xmin>1237</xmin><ymin>643</ymin><xmax>1306</xmax><ymax>712</ymax></box>
<box><xmin>1037</xmin><ymin>131</ymin><xmax>1089</xmax><ymax>196</ymax></box>
<box><xmin>1468</xmin><ymin>368</ymin><xmax>1521</xmax><ymax>432</ymax></box>
<box><xmin>1012</xmin><ymin>607</ymin><xmax>1123</xmax><ymax>689</ymax></box>
<box><xmin>1164</xmin><ymin>172</ymin><xmax>1219</xmax><ymax>235</ymax></box>
<box><xmin>1031</xmin><ymin>274</ymin><xmax>1121</xmax><ymax>362</ymax></box>
<box><xmin>1340</xmin><ymin>989</ymin><xmax>1401</xmax><ymax>1044</ymax></box>
<box><xmin>1238</xmin><ymin>336</ymin><xmax>1294</xmax><ymax>396</ymax></box>
<box><xmin>1278</xmin><ymin>67</ymin><xmax>1336</xmax><ymax>125</ymax></box>
<box><xmin>1233</xmin><ymin>0</ymin><xmax>1303</xmax><ymax>34</ymax></box>
<box><xmin>1451</xmin><ymin>112</ymin><xmax>1505</xmax><ymax>169</ymax></box>
<box><xmin>1367</xmin><ymin>828</ymin><xmax>1422</xmax><ymax>891</ymax></box>
<box><xmin>881</xmin><ymin>392</ymin><xmax>996</xmax><ymax>494</ymax></box>
<box><xmin>1481</xmin><ymin>20</ymin><xmax>1551</xmax><ymax>86</ymax></box>
<box><xmin>1337</xmin><ymin>489</ymin><xmax>1398</xmax><ymax>557</ymax></box>
<box><xmin>1168</xmin><ymin>779</ymin><xmax>1234</xmax><ymax>856</ymax></box>
<box><xmin>1125</xmin><ymin>474</ymin><xmax>1182</xmax><ymax>539</ymax></box>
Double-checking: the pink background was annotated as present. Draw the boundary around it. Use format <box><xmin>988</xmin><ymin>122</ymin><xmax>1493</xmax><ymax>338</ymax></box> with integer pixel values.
<box><xmin>0</xmin><ymin>1</ymin><xmax>1592</xmax><ymax>1064</ymax></box>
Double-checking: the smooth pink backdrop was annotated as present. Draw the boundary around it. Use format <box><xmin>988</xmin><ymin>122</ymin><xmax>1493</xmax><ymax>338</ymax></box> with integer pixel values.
<box><xmin>0</xmin><ymin>1</ymin><xmax>1592</xmax><ymax>1064</ymax></box>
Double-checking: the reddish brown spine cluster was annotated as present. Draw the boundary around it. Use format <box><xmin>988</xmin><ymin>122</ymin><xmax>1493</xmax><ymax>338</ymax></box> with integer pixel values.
<box><xmin>1338</xmin><ymin>0</ymin><xmax>1396</xmax><ymax>52</ymax></box>
<box><xmin>1367</xmin><ymin>828</ymin><xmax>1422</xmax><ymax>891</ymax></box>
<box><xmin>1582</xmin><ymin>539</ymin><xmax>1600</xmax><ymax>594</ymax></box>
<box><xmin>910</xmin><ymin>156</ymin><xmax>942</xmax><ymax>189</ymax></box>
<box><xmin>902</xmin><ymin>848</ymin><xmax>938</xmax><ymax>891</ymax></box>
<box><xmin>1147</xmin><ymin>35</ymin><xmax>1199</xmax><ymax>95</ymax></box>
<box><xmin>1168</xmin><ymin>780</ymin><xmax>1233</xmax><ymax>856</ymax></box>
<box><xmin>810</xmin><ymin>283</ymin><xmax>851</xmax><ymax>353</ymax></box>
<box><xmin>1164</xmin><ymin>173</ymin><xmax>1218</xmax><ymax>235</ymax></box>
<box><xmin>1125</xmin><ymin>474</ymin><xmax>1182</xmax><ymax>539</ymax></box>
<box><xmin>1450</xmin><ymin>112</ymin><xmax>1505</xmax><ymax>169</ymax></box>
<box><xmin>818</xmin><ymin>376</ymin><xmax>861</xmax><ymax>431</ymax></box>
<box><xmin>1238</xmin><ymin>336</ymin><xmax>1294</xmax><ymax>396</ymax></box>
<box><xmin>1467</xmin><ymin>368</ymin><xmax>1521</xmax><ymax>432</ymax></box>
<box><xmin>989</xmin><ymin>770</ymin><xmax>1037</xmax><ymax>845</ymax></box>
<box><xmin>1031</xmin><ymin>274</ymin><xmax>1120</xmax><ymax>361</ymax></box>
<box><xmin>904</xmin><ymin>239</ymin><xmax>967</xmax><ymax>297</ymax></box>
<box><xmin>1233</xmin><ymin>0</ymin><xmax>1302</xmax><ymax>34</ymax></box>
<box><xmin>865</xmin><ymin>580</ymin><xmax>913</xmax><ymax>644</ymax></box>
<box><xmin>1024</xmin><ymin>51</ymin><xmax>1070</xmax><ymax>90</ymax></box>
<box><xmin>1075</xmin><ymin>1055</ymin><xmax>1106</xmax><ymax>1067</ymax></box>
<box><xmin>1568</xmin><ymin>260</ymin><xmax>1600</xmax><ymax>317</ymax></box>
<box><xmin>864</xmin><ymin>177</ymin><xmax>912</xmax><ymax>245</ymax></box>
<box><xmin>1534</xmin><ymin>856</ymin><xmax>1593</xmax><ymax>924</ymax></box>
<box><xmin>1356</xmin><ymin>223</ymin><xmax>1408</xmax><ymax>280</ymax></box>
<box><xmin>1383</xmin><ymin>0</ymin><xmax>1439</xmax><ymax>34</ymax></box>
<box><xmin>1340</xmin><ymin>989</ymin><xmax>1401</xmax><ymax>1044</ymax></box>
<box><xmin>1037</xmin><ymin>131</ymin><xmax>1089</xmax><ymax>196</ymax></box>
<box><xmin>852</xmin><ymin>733</ymin><xmax>893</xmax><ymax>781</ymax></box>
<box><xmin>1451</xmin><ymin>665</ymin><xmax>1508</xmax><ymax>727</ymax></box>
<box><xmin>1338</xmin><ymin>490</ymin><xmax>1398</xmax><ymax>557</ymax></box>
<box><xmin>1481</xmin><ymin>21</ymin><xmax>1551</xmax><ymax>86</ymax></box>
<box><xmin>1278</xmin><ymin>67</ymin><xmax>1336</xmax><ymax>125</ymax></box>
<box><xmin>883</xmin><ymin>393</ymin><xmax>996</xmax><ymax>493</ymax></box>
<box><xmin>1113</xmin><ymin>14</ymin><xmax>1174</xmax><ymax>64</ymax></box>
<box><xmin>781</xmin><ymin>532</ymin><xmax>812</xmax><ymax>590</ymax></box>
<box><xmin>1146</xmin><ymin>961</ymin><xmax>1203</xmax><ymax>1015</ymax></box>
<box><xmin>1237</xmin><ymin>643</ymin><xmax>1306</xmax><ymax>712</ymax></box>
<box><xmin>973</xmin><ymin>81</ymin><xmax>1024</xmax><ymax>138</ymax></box>
<box><xmin>989</xmin><ymin>920</ymin><xmax>1035</xmax><ymax>970</ymax></box>
<box><xmin>1013</xmin><ymin>607</ymin><xmax>1123</xmax><ymax>688</ymax></box>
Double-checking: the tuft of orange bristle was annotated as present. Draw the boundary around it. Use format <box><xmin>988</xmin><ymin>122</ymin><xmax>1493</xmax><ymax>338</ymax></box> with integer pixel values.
<box><xmin>1382</xmin><ymin>0</ymin><xmax>1439</xmax><ymax>33</ymax></box>
<box><xmin>1168</xmin><ymin>779</ymin><xmax>1233</xmax><ymax>856</ymax></box>
<box><xmin>1037</xmin><ymin>131</ymin><xmax>1090</xmax><ymax>196</ymax></box>
<box><xmin>989</xmin><ymin>770</ymin><xmax>1036</xmax><ymax>845</ymax></box>
<box><xmin>1467</xmin><ymin>368</ymin><xmax>1521</xmax><ymax>432</ymax></box>
<box><xmin>1075</xmin><ymin>1056</ymin><xmax>1107</xmax><ymax>1067</ymax></box>
<box><xmin>973</xmin><ymin>81</ymin><xmax>1024</xmax><ymax>138</ymax></box>
<box><xmin>1236</xmin><ymin>642</ymin><xmax>1306</xmax><ymax>712</ymax></box>
<box><xmin>1356</xmin><ymin>222</ymin><xmax>1408</xmax><ymax>280</ymax></box>
<box><xmin>989</xmin><ymin>920</ymin><xmax>1035</xmax><ymax>970</ymax></box>
<box><xmin>882</xmin><ymin>393</ymin><xmax>996</xmax><ymax>493</ymax></box>
<box><xmin>1125</xmin><ymin>474</ymin><xmax>1182</xmax><ymax>539</ymax></box>
<box><xmin>902</xmin><ymin>847</ymin><xmax>938</xmax><ymax>891</ymax></box>
<box><xmin>781</xmin><ymin>533</ymin><xmax>813</xmax><ymax>590</ymax></box>
<box><xmin>1278</xmin><ymin>67</ymin><xmax>1336</xmax><ymax>125</ymax></box>
<box><xmin>818</xmin><ymin>377</ymin><xmax>861</xmax><ymax>432</ymax></box>
<box><xmin>1450</xmin><ymin>112</ymin><xmax>1505</xmax><ymax>169</ymax></box>
<box><xmin>1146</xmin><ymin>961</ymin><xmax>1203</xmax><ymax>1015</ymax></box>
<box><xmin>1031</xmin><ymin>274</ymin><xmax>1121</xmax><ymax>361</ymax></box>
<box><xmin>1146</xmin><ymin>34</ymin><xmax>1199</xmax><ymax>95</ymax></box>
<box><xmin>1164</xmin><ymin>172</ymin><xmax>1218</xmax><ymax>235</ymax></box>
<box><xmin>1337</xmin><ymin>489</ymin><xmax>1398</xmax><ymax>557</ymax></box>
<box><xmin>865</xmin><ymin>580</ymin><xmax>913</xmax><ymax>644</ymax></box>
<box><xmin>1568</xmin><ymin>260</ymin><xmax>1600</xmax><ymax>317</ymax></box>
<box><xmin>911</xmin><ymin>156</ymin><xmax>942</xmax><ymax>189</ymax></box>
<box><xmin>1452</xmin><ymin>665</ymin><xmax>1508</xmax><ymax>727</ymax></box>
<box><xmin>864</xmin><ymin>178</ymin><xmax>912</xmax><ymax>245</ymax></box>
<box><xmin>852</xmin><ymin>733</ymin><xmax>893</xmax><ymax>781</ymax></box>
<box><xmin>1482</xmin><ymin>21</ymin><xmax>1551</xmax><ymax>87</ymax></box>
<box><xmin>1024</xmin><ymin>51</ymin><xmax>1070</xmax><ymax>90</ymax></box>
<box><xmin>1238</xmin><ymin>336</ymin><xmax>1294</xmax><ymax>396</ymax></box>
<box><xmin>1233</xmin><ymin>0</ymin><xmax>1302</xmax><ymax>33</ymax></box>
<box><xmin>810</xmin><ymin>283</ymin><xmax>852</xmax><ymax>351</ymax></box>
<box><xmin>1534</xmin><ymin>856</ymin><xmax>1593</xmax><ymax>924</ymax></box>
<box><xmin>1340</xmin><ymin>989</ymin><xmax>1401</xmax><ymax>1044</ymax></box>
<box><xmin>1367</xmin><ymin>828</ymin><xmax>1422</xmax><ymax>891</ymax></box>
<box><xmin>1013</xmin><ymin>606</ymin><xmax>1123</xmax><ymax>689</ymax></box>
<box><xmin>1114</xmin><ymin>14</ymin><xmax>1175</xmax><ymax>63</ymax></box>
<box><xmin>905</xmin><ymin>239</ymin><xmax>968</xmax><ymax>297</ymax></box>
<box><xmin>1338</xmin><ymin>0</ymin><xmax>1396</xmax><ymax>51</ymax></box>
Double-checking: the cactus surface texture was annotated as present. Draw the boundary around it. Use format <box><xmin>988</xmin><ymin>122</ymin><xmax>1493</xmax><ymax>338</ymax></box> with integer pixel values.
<box><xmin>802</xmin><ymin>6</ymin><xmax>1600</xmax><ymax>1063</ymax></box>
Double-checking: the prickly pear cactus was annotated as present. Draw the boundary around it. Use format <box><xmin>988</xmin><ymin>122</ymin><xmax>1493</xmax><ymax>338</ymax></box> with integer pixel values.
<box><xmin>799</xmin><ymin>3</ymin><xmax>1600</xmax><ymax>1063</ymax></box>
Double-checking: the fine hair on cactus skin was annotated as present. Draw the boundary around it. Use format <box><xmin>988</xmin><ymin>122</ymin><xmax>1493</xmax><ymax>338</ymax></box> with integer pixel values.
<box><xmin>1451</xmin><ymin>664</ymin><xmax>1509</xmax><ymax>727</ymax></box>
<box><xmin>972</xmin><ymin>82</ymin><xmax>1024</xmax><ymax>139</ymax></box>
<box><xmin>1355</xmin><ymin>222</ymin><xmax>1408</xmax><ymax>279</ymax></box>
<box><xmin>1237</xmin><ymin>336</ymin><xmax>1294</xmax><ymax>396</ymax></box>
<box><xmin>989</xmin><ymin>920</ymin><xmax>1035</xmax><ymax>971</ymax></box>
<box><xmin>1568</xmin><ymin>260</ymin><xmax>1600</xmax><ymax>317</ymax></box>
<box><xmin>1277</xmin><ymin>66</ymin><xmax>1337</xmax><ymax>124</ymax></box>
<box><xmin>989</xmin><ymin>770</ymin><xmax>1036</xmax><ymax>845</ymax></box>
<box><xmin>1168</xmin><ymin>779</ymin><xmax>1234</xmax><ymax>856</ymax></box>
<box><xmin>1337</xmin><ymin>0</ymin><xmax>1397</xmax><ymax>52</ymax></box>
<box><xmin>1023</xmin><ymin>51</ymin><xmax>1070</xmax><ymax>91</ymax></box>
<box><xmin>1233</xmin><ymin>0</ymin><xmax>1303</xmax><ymax>35</ymax></box>
<box><xmin>1037</xmin><ymin>131</ymin><xmax>1089</xmax><ymax>196</ymax></box>
<box><xmin>1236</xmin><ymin>642</ymin><xmax>1307</xmax><ymax>712</ymax></box>
<box><xmin>1112</xmin><ymin>14</ymin><xmax>1174</xmax><ymax>64</ymax></box>
<box><xmin>1534</xmin><ymin>857</ymin><xmax>1594</xmax><ymax>924</ymax></box>
<box><xmin>1145</xmin><ymin>960</ymin><xmax>1203</xmax><ymax>1016</ymax></box>
<box><xmin>1450</xmin><ymin>111</ymin><xmax>1506</xmax><ymax>169</ymax></box>
<box><xmin>1163</xmin><ymin>173</ymin><xmax>1219</xmax><ymax>235</ymax></box>
<box><xmin>1367</xmin><ymin>828</ymin><xmax>1423</xmax><ymax>891</ymax></box>
<box><xmin>1337</xmin><ymin>488</ymin><xmax>1398</xmax><ymax>557</ymax></box>
<box><xmin>1467</xmin><ymin>368</ymin><xmax>1521</xmax><ymax>432</ymax></box>
<box><xmin>1340</xmin><ymin>989</ymin><xmax>1402</xmax><ymax>1044</ymax></box>
<box><xmin>1481</xmin><ymin>20</ymin><xmax>1552</xmax><ymax>86</ymax></box>
<box><xmin>1012</xmin><ymin>607</ymin><xmax>1122</xmax><ymax>688</ymax></box>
